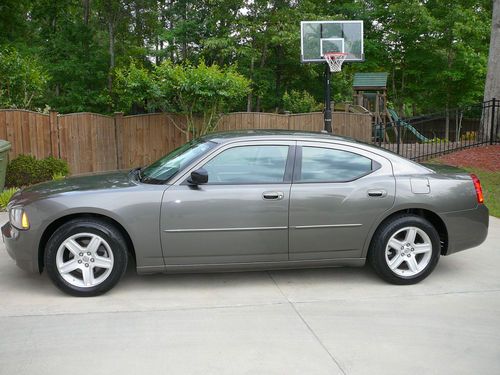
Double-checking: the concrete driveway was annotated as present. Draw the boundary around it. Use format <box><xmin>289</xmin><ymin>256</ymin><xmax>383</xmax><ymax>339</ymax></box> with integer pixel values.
<box><xmin>0</xmin><ymin>212</ymin><xmax>499</xmax><ymax>375</ymax></box>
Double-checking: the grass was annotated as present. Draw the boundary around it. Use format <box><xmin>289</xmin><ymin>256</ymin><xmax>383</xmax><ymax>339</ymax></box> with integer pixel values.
<box><xmin>463</xmin><ymin>168</ymin><xmax>500</xmax><ymax>218</ymax></box>
<box><xmin>0</xmin><ymin>187</ymin><xmax>19</xmax><ymax>211</ymax></box>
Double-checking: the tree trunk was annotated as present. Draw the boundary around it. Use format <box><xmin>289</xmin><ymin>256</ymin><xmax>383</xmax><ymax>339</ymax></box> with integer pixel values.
<box><xmin>247</xmin><ymin>56</ymin><xmax>254</xmax><ymax>112</ymax></box>
<box><xmin>275</xmin><ymin>45</ymin><xmax>283</xmax><ymax>111</ymax></box>
<box><xmin>398</xmin><ymin>71</ymin><xmax>405</xmax><ymax>116</ymax></box>
<box><xmin>445</xmin><ymin>104</ymin><xmax>450</xmax><ymax>141</ymax></box>
<box><xmin>253</xmin><ymin>42</ymin><xmax>267</xmax><ymax>113</ymax></box>
<box><xmin>483</xmin><ymin>0</ymin><xmax>500</xmax><ymax>139</ymax></box>
<box><xmin>108</xmin><ymin>21</ymin><xmax>115</xmax><ymax>92</ymax></box>
<box><xmin>83</xmin><ymin>0</ymin><xmax>90</xmax><ymax>25</ymax></box>
<box><xmin>391</xmin><ymin>68</ymin><xmax>399</xmax><ymax>114</ymax></box>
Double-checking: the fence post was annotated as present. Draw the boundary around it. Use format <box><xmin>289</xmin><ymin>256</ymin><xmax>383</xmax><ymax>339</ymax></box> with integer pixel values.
<box><xmin>396</xmin><ymin>120</ymin><xmax>401</xmax><ymax>155</ymax></box>
<box><xmin>114</xmin><ymin>112</ymin><xmax>124</xmax><ymax>170</ymax></box>
<box><xmin>49</xmin><ymin>110</ymin><xmax>59</xmax><ymax>158</ymax></box>
<box><xmin>491</xmin><ymin>98</ymin><xmax>496</xmax><ymax>145</ymax></box>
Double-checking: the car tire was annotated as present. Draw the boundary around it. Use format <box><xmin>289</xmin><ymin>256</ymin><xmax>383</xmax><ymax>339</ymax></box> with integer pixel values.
<box><xmin>45</xmin><ymin>218</ymin><xmax>128</xmax><ymax>297</ymax></box>
<box><xmin>369</xmin><ymin>214</ymin><xmax>440</xmax><ymax>285</ymax></box>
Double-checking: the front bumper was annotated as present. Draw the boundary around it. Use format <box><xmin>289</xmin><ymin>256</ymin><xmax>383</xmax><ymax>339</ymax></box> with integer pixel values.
<box><xmin>2</xmin><ymin>222</ymin><xmax>39</xmax><ymax>273</ymax></box>
<box><xmin>442</xmin><ymin>204</ymin><xmax>489</xmax><ymax>255</ymax></box>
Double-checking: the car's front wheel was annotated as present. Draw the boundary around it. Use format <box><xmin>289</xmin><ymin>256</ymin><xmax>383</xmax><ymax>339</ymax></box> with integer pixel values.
<box><xmin>369</xmin><ymin>214</ymin><xmax>440</xmax><ymax>284</ymax></box>
<box><xmin>45</xmin><ymin>218</ymin><xmax>128</xmax><ymax>296</ymax></box>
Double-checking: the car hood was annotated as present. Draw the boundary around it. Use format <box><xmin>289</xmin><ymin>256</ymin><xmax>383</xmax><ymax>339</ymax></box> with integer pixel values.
<box><xmin>10</xmin><ymin>170</ymin><xmax>137</xmax><ymax>207</ymax></box>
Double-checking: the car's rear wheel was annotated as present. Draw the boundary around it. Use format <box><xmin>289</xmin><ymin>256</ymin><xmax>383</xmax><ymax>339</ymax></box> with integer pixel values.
<box><xmin>45</xmin><ymin>218</ymin><xmax>128</xmax><ymax>296</ymax></box>
<box><xmin>369</xmin><ymin>215</ymin><xmax>440</xmax><ymax>284</ymax></box>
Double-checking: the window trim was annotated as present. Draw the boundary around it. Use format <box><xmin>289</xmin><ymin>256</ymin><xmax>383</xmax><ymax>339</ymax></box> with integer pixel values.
<box><xmin>180</xmin><ymin>142</ymin><xmax>296</xmax><ymax>186</ymax></box>
<box><xmin>293</xmin><ymin>145</ymin><xmax>380</xmax><ymax>184</ymax></box>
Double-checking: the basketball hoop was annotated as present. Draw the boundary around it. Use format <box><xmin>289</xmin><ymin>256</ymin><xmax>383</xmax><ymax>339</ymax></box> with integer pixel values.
<box><xmin>323</xmin><ymin>52</ymin><xmax>348</xmax><ymax>73</ymax></box>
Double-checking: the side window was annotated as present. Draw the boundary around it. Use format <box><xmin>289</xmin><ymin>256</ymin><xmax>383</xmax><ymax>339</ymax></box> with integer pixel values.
<box><xmin>203</xmin><ymin>145</ymin><xmax>289</xmax><ymax>184</ymax></box>
<box><xmin>297</xmin><ymin>147</ymin><xmax>373</xmax><ymax>182</ymax></box>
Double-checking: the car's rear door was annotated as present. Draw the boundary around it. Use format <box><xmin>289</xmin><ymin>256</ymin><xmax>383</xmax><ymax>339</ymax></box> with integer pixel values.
<box><xmin>289</xmin><ymin>141</ymin><xmax>395</xmax><ymax>260</ymax></box>
<box><xmin>160</xmin><ymin>141</ymin><xmax>295</xmax><ymax>265</ymax></box>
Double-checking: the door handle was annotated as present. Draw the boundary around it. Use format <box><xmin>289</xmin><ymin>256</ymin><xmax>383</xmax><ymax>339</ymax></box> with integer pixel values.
<box><xmin>262</xmin><ymin>191</ymin><xmax>284</xmax><ymax>200</ymax></box>
<box><xmin>368</xmin><ymin>189</ymin><xmax>387</xmax><ymax>197</ymax></box>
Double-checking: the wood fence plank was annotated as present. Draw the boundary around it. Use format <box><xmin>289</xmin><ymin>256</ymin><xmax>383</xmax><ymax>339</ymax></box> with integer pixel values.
<box><xmin>0</xmin><ymin>112</ymin><xmax>6</xmax><ymax>141</ymax></box>
<box><xmin>49</xmin><ymin>111</ymin><xmax>59</xmax><ymax>158</ymax></box>
<box><xmin>13</xmin><ymin>111</ymin><xmax>23</xmax><ymax>157</ymax></box>
<box><xmin>28</xmin><ymin>112</ymin><xmax>37</xmax><ymax>158</ymax></box>
<box><xmin>36</xmin><ymin>112</ymin><xmax>45</xmax><ymax>158</ymax></box>
<box><xmin>42</xmin><ymin>114</ymin><xmax>51</xmax><ymax>157</ymax></box>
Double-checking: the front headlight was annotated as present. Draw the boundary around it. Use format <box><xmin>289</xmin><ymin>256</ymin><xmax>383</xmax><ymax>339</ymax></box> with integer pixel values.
<box><xmin>9</xmin><ymin>207</ymin><xmax>30</xmax><ymax>230</ymax></box>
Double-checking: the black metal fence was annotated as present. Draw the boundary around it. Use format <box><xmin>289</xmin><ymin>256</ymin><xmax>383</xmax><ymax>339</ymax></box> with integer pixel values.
<box><xmin>372</xmin><ymin>99</ymin><xmax>500</xmax><ymax>161</ymax></box>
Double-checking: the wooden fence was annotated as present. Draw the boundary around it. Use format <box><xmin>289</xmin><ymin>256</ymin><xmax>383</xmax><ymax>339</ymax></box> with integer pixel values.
<box><xmin>0</xmin><ymin>109</ymin><xmax>372</xmax><ymax>174</ymax></box>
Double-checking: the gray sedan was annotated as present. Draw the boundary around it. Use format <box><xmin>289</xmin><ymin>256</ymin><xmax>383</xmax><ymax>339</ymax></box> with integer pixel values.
<box><xmin>3</xmin><ymin>131</ymin><xmax>489</xmax><ymax>296</ymax></box>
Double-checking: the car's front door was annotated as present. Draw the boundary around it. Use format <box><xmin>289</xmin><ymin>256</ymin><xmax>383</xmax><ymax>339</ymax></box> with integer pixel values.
<box><xmin>160</xmin><ymin>141</ymin><xmax>294</xmax><ymax>265</ymax></box>
<box><xmin>289</xmin><ymin>142</ymin><xmax>395</xmax><ymax>260</ymax></box>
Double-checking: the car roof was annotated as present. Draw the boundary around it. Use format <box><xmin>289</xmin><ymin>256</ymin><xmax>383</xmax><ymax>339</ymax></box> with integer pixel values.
<box><xmin>201</xmin><ymin>130</ymin><xmax>357</xmax><ymax>144</ymax></box>
<box><xmin>201</xmin><ymin>130</ymin><xmax>431</xmax><ymax>175</ymax></box>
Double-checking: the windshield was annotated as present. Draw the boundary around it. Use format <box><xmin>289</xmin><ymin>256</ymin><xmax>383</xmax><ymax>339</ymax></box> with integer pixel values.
<box><xmin>140</xmin><ymin>139</ymin><xmax>216</xmax><ymax>184</ymax></box>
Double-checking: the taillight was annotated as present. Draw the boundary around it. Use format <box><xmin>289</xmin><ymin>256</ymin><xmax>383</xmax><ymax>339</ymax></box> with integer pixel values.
<box><xmin>471</xmin><ymin>174</ymin><xmax>484</xmax><ymax>204</ymax></box>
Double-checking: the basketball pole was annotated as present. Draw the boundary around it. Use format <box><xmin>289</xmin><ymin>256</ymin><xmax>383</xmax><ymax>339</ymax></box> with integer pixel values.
<box><xmin>324</xmin><ymin>64</ymin><xmax>333</xmax><ymax>133</ymax></box>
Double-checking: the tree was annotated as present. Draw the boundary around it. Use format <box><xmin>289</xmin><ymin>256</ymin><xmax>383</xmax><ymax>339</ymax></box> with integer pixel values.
<box><xmin>483</xmin><ymin>0</ymin><xmax>500</xmax><ymax>139</ymax></box>
<box><xmin>0</xmin><ymin>0</ymin><xmax>493</xmax><ymax>118</ymax></box>
<box><xmin>115</xmin><ymin>60</ymin><xmax>250</xmax><ymax>140</ymax></box>
<box><xmin>0</xmin><ymin>48</ymin><xmax>48</xmax><ymax>109</ymax></box>
<box><xmin>94</xmin><ymin>0</ymin><xmax>129</xmax><ymax>92</ymax></box>
<box><xmin>155</xmin><ymin>61</ymin><xmax>250</xmax><ymax>140</ymax></box>
<box><xmin>114</xmin><ymin>62</ymin><xmax>158</xmax><ymax>113</ymax></box>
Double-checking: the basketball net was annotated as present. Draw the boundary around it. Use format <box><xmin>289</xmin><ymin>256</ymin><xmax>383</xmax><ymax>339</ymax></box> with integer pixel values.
<box><xmin>324</xmin><ymin>52</ymin><xmax>347</xmax><ymax>73</ymax></box>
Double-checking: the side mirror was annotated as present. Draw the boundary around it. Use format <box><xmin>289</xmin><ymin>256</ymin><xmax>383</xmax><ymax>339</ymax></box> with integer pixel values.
<box><xmin>187</xmin><ymin>168</ymin><xmax>208</xmax><ymax>185</ymax></box>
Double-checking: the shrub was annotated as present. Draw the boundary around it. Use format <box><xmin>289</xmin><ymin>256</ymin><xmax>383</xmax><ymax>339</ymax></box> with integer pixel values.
<box><xmin>460</xmin><ymin>131</ymin><xmax>477</xmax><ymax>141</ymax></box>
<box><xmin>6</xmin><ymin>155</ymin><xmax>69</xmax><ymax>188</ymax></box>
<box><xmin>40</xmin><ymin>156</ymin><xmax>69</xmax><ymax>180</ymax></box>
<box><xmin>283</xmin><ymin>90</ymin><xmax>323</xmax><ymax>114</ymax></box>
<box><xmin>0</xmin><ymin>187</ymin><xmax>19</xmax><ymax>210</ymax></box>
<box><xmin>52</xmin><ymin>172</ymin><xmax>66</xmax><ymax>181</ymax></box>
<box><xmin>424</xmin><ymin>137</ymin><xmax>449</xmax><ymax>144</ymax></box>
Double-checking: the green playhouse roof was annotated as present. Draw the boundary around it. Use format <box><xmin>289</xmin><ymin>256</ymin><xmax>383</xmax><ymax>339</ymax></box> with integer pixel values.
<box><xmin>353</xmin><ymin>72</ymin><xmax>388</xmax><ymax>89</ymax></box>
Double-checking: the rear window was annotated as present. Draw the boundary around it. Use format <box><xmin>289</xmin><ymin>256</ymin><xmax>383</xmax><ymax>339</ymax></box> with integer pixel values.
<box><xmin>297</xmin><ymin>147</ymin><xmax>373</xmax><ymax>182</ymax></box>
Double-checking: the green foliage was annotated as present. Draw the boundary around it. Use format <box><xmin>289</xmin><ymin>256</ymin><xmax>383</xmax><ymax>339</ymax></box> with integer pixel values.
<box><xmin>0</xmin><ymin>188</ymin><xmax>19</xmax><ymax>211</ymax></box>
<box><xmin>155</xmin><ymin>60</ymin><xmax>250</xmax><ymax>137</ymax></box>
<box><xmin>114</xmin><ymin>62</ymin><xmax>158</xmax><ymax>113</ymax></box>
<box><xmin>52</xmin><ymin>172</ymin><xmax>66</xmax><ymax>181</ymax></box>
<box><xmin>6</xmin><ymin>155</ymin><xmax>69</xmax><ymax>188</ymax></box>
<box><xmin>424</xmin><ymin>137</ymin><xmax>450</xmax><ymax>144</ymax></box>
<box><xmin>0</xmin><ymin>48</ymin><xmax>48</xmax><ymax>109</ymax></box>
<box><xmin>283</xmin><ymin>90</ymin><xmax>323</xmax><ymax>113</ymax></box>
<box><xmin>116</xmin><ymin>60</ymin><xmax>250</xmax><ymax>138</ymax></box>
<box><xmin>0</xmin><ymin>0</ymin><xmax>494</xmax><ymax>116</ymax></box>
<box><xmin>460</xmin><ymin>131</ymin><xmax>478</xmax><ymax>141</ymax></box>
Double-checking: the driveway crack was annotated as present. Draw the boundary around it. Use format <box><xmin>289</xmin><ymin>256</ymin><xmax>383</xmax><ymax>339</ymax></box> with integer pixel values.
<box><xmin>267</xmin><ymin>271</ymin><xmax>347</xmax><ymax>375</ymax></box>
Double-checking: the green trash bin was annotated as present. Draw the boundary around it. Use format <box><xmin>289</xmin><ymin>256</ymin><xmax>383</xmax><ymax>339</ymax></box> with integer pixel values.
<box><xmin>0</xmin><ymin>140</ymin><xmax>12</xmax><ymax>191</ymax></box>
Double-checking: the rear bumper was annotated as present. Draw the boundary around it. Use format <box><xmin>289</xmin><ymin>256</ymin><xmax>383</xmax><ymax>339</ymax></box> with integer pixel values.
<box><xmin>442</xmin><ymin>204</ymin><xmax>489</xmax><ymax>255</ymax></box>
<box><xmin>2</xmin><ymin>222</ymin><xmax>39</xmax><ymax>273</ymax></box>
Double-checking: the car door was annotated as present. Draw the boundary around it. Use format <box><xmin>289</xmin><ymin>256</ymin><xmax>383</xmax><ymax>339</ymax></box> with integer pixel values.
<box><xmin>160</xmin><ymin>141</ymin><xmax>295</xmax><ymax>265</ymax></box>
<box><xmin>289</xmin><ymin>141</ymin><xmax>395</xmax><ymax>260</ymax></box>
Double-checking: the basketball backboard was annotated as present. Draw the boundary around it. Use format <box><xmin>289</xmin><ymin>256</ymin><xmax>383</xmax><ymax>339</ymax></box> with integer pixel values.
<box><xmin>301</xmin><ymin>20</ymin><xmax>364</xmax><ymax>63</ymax></box>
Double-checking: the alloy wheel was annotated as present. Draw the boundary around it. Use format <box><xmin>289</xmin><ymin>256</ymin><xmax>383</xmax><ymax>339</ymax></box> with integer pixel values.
<box><xmin>384</xmin><ymin>226</ymin><xmax>433</xmax><ymax>277</ymax></box>
<box><xmin>56</xmin><ymin>233</ymin><xmax>114</xmax><ymax>288</ymax></box>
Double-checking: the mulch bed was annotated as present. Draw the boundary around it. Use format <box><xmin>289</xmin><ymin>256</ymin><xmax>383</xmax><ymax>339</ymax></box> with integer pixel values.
<box><xmin>435</xmin><ymin>145</ymin><xmax>500</xmax><ymax>172</ymax></box>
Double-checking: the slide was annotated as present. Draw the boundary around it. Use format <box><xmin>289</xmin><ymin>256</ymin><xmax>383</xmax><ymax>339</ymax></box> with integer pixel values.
<box><xmin>387</xmin><ymin>108</ymin><xmax>430</xmax><ymax>142</ymax></box>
